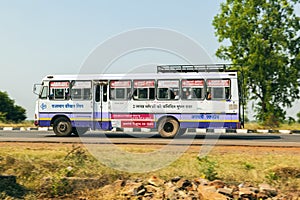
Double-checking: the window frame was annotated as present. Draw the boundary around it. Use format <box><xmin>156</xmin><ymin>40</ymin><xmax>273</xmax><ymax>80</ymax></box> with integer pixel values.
<box><xmin>109</xmin><ymin>80</ymin><xmax>132</xmax><ymax>100</ymax></box>
<box><xmin>49</xmin><ymin>81</ymin><xmax>70</xmax><ymax>101</ymax></box>
<box><xmin>157</xmin><ymin>79</ymin><xmax>180</xmax><ymax>100</ymax></box>
<box><xmin>206</xmin><ymin>79</ymin><xmax>231</xmax><ymax>100</ymax></box>
<box><xmin>132</xmin><ymin>80</ymin><xmax>155</xmax><ymax>101</ymax></box>
<box><xmin>70</xmin><ymin>80</ymin><xmax>92</xmax><ymax>101</ymax></box>
<box><xmin>181</xmin><ymin>79</ymin><xmax>205</xmax><ymax>100</ymax></box>
<box><xmin>40</xmin><ymin>86</ymin><xmax>48</xmax><ymax>99</ymax></box>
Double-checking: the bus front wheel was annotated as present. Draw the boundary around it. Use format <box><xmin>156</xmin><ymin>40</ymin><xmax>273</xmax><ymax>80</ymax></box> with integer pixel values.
<box><xmin>53</xmin><ymin>117</ymin><xmax>72</xmax><ymax>137</ymax></box>
<box><xmin>158</xmin><ymin>117</ymin><xmax>179</xmax><ymax>138</ymax></box>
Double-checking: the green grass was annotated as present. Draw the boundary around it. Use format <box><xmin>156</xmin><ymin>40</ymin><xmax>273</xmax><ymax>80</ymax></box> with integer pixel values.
<box><xmin>0</xmin><ymin>143</ymin><xmax>299</xmax><ymax>199</ymax></box>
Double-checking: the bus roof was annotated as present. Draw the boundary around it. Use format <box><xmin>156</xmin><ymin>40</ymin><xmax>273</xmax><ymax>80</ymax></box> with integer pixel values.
<box><xmin>42</xmin><ymin>72</ymin><xmax>237</xmax><ymax>81</ymax></box>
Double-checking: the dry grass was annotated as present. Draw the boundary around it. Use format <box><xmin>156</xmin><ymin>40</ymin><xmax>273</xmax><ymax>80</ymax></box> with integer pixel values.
<box><xmin>0</xmin><ymin>143</ymin><xmax>299</xmax><ymax>199</ymax></box>
<box><xmin>245</xmin><ymin>122</ymin><xmax>300</xmax><ymax>130</ymax></box>
<box><xmin>0</xmin><ymin>121</ymin><xmax>34</xmax><ymax>128</ymax></box>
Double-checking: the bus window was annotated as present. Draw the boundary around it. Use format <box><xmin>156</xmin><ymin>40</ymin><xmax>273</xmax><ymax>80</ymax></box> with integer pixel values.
<box><xmin>116</xmin><ymin>88</ymin><xmax>125</xmax><ymax>99</ymax></box>
<box><xmin>158</xmin><ymin>88</ymin><xmax>168</xmax><ymax>99</ymax></box>
<box><xmin>40</xmin><ymin>86</ymin><xmax>48</xmax><ymax>99</ymax></box>
<box><xmin>49</xmin><ymin>81</ymin><xmax>70</xmax><ymax>100</ymax></box>
<box><xmin>225</xmin><ymin>87</ymin><xmax>231</xmax><ymax>99</ymax></box>
<box><xmin>157</xmin><ymin>80</ymin><xmax>179</xmax><ymax>100</ymax></box>
<box><xmin>182</xmin><ymin>79</ymin><xmax>204</xmax><ymax>100</ymax></box>
<box><xmin>95</xmin><ymin>85</ymin><xmax>100</xmax><ymax>102</ymax></box>
<box><xmin>206</xmin><ymin>79</ymin><xmax>231</xmax><ymax>100</ymax></box>
<box><xmin>103</xmin><ymin>84</ymin><xmax>107</xmax><ymax>102</ymax></box>
<box><xmin>110</xmin><ymin>80</ymin><xmax>131</xmax><ymax>100</ymax></box>
<box><xmin>133</xmin><ymin>80</ymin><xmax>155</xmax><ymax>100</ymax></box>
<box><xmin>71</xmin><ymin>81</ymin><xmax>92</xmax><ymax>100</ymax></box>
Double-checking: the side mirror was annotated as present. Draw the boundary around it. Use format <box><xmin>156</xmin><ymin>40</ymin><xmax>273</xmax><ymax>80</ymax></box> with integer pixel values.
<box><xmin>33</xmin><ymin>84</ymin><xmax>41</xmax><ymax>95</ymax></box>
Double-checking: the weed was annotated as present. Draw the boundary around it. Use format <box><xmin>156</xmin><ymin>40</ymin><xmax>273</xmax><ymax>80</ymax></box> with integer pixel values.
<box><xmin>243</xmin><ymin>162</ymin><xmax>255</xmax><ymax>171</ymax></box>
<box><xmin>266</xmin><ymin>171</ymin><xmax>279</xmax><ymax>184</ymax></box>
<box><xmin>64</xmin><ymin>145</ymin><xmax>88</xmax><ymax>166</ymax></box>
<box><xmin>49</xmin><ymin>175</ymin><xmax>73</xmax><ymax>197</ymax></box>
<box><xmin>197</xmin><ymin>156</ymin><xmax>218</xmax><ymax>181</ymax></box>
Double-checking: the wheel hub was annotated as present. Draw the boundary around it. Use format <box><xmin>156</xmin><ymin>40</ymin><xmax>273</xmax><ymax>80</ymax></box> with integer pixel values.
<box><xmin>164</xmin><ymin>122</ymin><xmax>174</xmax><ymax>133</ymax></box>
<box><xmin>58</xmin><ymin>123</ymin><xmax>67</xmax><ymax>132</ymax></box>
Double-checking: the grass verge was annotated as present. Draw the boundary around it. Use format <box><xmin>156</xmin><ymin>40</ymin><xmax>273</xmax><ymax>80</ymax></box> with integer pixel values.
<box><xmin>0</xmin><ymin>120</ymin><xmax>34</xmax><ymax>128</ymax></box>
<box><xmin>0</xmin><ymin>143</ymin><xmax>299</xmax><ymax>199</ymax></box>
<box><xmin>245</xmin><ymin>122</ymin><xmax>300</xmax><ymax>130</ymax></box>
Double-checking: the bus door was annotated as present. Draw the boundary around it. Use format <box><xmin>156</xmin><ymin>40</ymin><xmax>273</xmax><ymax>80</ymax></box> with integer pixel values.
<box><xmin>93</xmin><ymin>81</ymin><xmax>111</xmax><ymax>130</ymax></box>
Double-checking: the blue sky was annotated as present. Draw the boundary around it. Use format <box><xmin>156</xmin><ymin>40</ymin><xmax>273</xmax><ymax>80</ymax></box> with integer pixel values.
<box><xmin>0</xmin><ymin>1</ymin><xmax>299</xmax><ymax>120</ymax></box>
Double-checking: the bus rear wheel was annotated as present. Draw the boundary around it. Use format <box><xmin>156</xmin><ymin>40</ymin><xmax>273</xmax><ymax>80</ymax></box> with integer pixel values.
<box><xmin>158</xmin><ymin>117</ymin><xmax>179</xmax><ymax>138</ymax></box>
<box><xmin>53</xmin><ymin>117</ymin><xmax>72</xmax><ymax>136</ymax></box>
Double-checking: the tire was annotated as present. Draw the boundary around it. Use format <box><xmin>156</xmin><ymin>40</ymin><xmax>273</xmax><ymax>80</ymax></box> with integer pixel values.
<box><xmin>158</xmin><ymin>117</ymin><xmax>179</xmax><ymax>138</ymax></box>
<box><xmin>53</xmin><ymin>117</ymin><xmax>72</xmax><ymax>136</ymax></box>
<box><xmin>73</xmin><ymin>127</ymin><xmax>88</xmax><ymax>136</ymax></box>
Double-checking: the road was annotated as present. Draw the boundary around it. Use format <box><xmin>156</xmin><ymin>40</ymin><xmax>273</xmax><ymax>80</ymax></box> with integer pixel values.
<box><xmin>0</xmin><ymin>131</ymin><xmax>300</xmax><ymax>147</ymax></box>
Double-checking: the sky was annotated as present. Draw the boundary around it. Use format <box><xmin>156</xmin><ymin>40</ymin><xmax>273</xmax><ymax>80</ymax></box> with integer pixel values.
<box><xmin>0</xmin><ymin>1</ymin><xmax>299</xmax><ymax>120</ymax></box>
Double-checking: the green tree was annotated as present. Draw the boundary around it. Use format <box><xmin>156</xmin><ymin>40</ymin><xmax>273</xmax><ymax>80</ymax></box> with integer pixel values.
<box><xmin>213</xmin><ymin>0</ymin><xmax>300</xmax><ymax>126</ymax></box>
<box><xmin>0</xmin><ymin>91</ymin><xmax>26</xmax><ymax>123</ymax></box>
<box><xmin>297</xmin><ymin>112</ymin><xmax>300</xmax><ymax>123</ymax></box>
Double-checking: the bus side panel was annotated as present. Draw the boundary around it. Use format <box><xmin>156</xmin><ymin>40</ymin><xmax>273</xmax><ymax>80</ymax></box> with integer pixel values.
<box><xmin>38</xmin><ymin>112</ymin><xmax>51</xmax><ymax>127</ymax></box>
<box><xmin>70</xmin><ymin>112</ymin><xmax>93</xmax><ymax>128</ymax></box>
<box><xmin>179</xmin><ymin>113</ymin><xmax>239</xmax><ymax>129</ymax></box>
<box><xmin>93</xmin><ymin>111</ymin><xmax>112</xmax><ymax>130</ymax></box>
<box><xmin>111</xmin><ymin>113</ymin><xmax>155</xmax><ymax>129</ymax></box>
<box><xmin>38</xmin><ymin>112</ymin><xmax>95</xmax><ymax>128</ymax></box>
<box><xmin>179</xmin><ymin>122</ymin><xmax>239</xmax><ymax>129</ymax></box>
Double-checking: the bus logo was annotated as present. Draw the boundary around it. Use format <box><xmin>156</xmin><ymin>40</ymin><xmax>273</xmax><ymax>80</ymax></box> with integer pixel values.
<box><xmin>40</xmin><ymin>103</ymin><xmax>47</xmax><ymax>110</ymax></box>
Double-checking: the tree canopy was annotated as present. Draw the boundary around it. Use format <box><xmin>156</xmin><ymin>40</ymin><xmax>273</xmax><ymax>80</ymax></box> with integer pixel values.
<box><xmin>0</xmin><ymin>91</ymin><xmax>26</xmax><ymax>123</ymax></box>
<box><xmin>213</xmin><ymin>0</ymin><xmax>300</xmax><ymax>126</ymax></box>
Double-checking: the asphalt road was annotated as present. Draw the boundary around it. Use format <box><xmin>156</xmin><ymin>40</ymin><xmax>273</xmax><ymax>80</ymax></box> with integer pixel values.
<box><xmin>0</xmin><ymin>131</ymin><xmax>300</xmax><ymax>147</ymax></box>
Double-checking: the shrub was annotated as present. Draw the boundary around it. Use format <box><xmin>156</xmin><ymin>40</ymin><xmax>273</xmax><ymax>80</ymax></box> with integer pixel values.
<box><xmin>197</xmin><ymin>156</ymin><xmax>218</xmax><ymax>181</ymax></box>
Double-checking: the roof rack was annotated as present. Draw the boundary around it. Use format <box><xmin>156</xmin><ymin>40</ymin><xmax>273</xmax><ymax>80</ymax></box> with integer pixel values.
<box><xmin>157</xmin><ymin>64</ymin><xmax>235</xmax><ymax>73</ymax></box>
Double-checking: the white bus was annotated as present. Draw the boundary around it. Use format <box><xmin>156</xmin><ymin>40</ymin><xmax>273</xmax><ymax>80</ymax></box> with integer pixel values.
<box><xmin>33</xmin><ymin>65</ymin><xmax>242</xmax><ymax>138</ymax></box>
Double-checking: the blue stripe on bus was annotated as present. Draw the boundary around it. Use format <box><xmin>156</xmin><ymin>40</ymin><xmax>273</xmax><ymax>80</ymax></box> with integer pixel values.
<box><xmin>38</xmin><ymin>112</ymin><xmax>240</xmax><ymax>129</ymax></box>
<box><xmin>39</xmin><ymin>120</ymin><xmax>239</xmax><ymax>129</ymax></box>
<box><xmin>179</xmin><ymin>122</ymin><xmax>239</xmax><ymax>129</ymax></box>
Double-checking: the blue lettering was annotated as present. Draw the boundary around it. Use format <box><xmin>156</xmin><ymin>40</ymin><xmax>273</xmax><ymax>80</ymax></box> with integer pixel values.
<box><xmin>51</xmin><ymin>104</ymin><xmax>65</xmax><ymax>109</ymax></box>
<box><xmin>65</xmin><ymin>103</ymin><xmax>75</xmax><ymax>108</ymax></box>
<box><xmin>76</xmin><ymin>103</ymin><xmax>84</xmax><ymax>108</ymax></box>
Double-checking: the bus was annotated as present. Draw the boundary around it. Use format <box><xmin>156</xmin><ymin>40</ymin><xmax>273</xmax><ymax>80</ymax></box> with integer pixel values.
<box><xmin>33</xmin><ymin>65</ymin><xmax>242</xmax><ymax>138</ymax></box>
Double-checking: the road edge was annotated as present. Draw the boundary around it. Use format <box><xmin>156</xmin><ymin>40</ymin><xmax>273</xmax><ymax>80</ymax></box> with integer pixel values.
<box><xmin>0</xmin><ymin>127</ymin><xmax>299</xmax><ymax>134</ymax></box>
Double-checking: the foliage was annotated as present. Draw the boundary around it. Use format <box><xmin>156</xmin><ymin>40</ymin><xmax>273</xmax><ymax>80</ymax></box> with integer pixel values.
<box><xmin>213</xmin><ymin>0</ymin><xmax>300</xmax><ymax>126</ymax></box>
<box><xmin>297</xmin><ymin>112</ymin><xmax>300</xmax><ymax>123</ymax></box>
<box><xmin>286</xmin><ymin>116</ymin><xmax>296</xmax><ymax>125</ymax></box>
<box><xmin>0</xmin><ymin>91</ymin><xmax>26</xmax><ymax>123</ymax></box>
<box><xmin>64</xmin><ymin>145</ymin><xmax>89</xmax><ymax>166</ymax></box>
<box><xmin>197</xmin><ymin>156</ymin><xmax>218</xmax><ymax>181</ymax></box>
<box><xmin>0</xmin><ymin>112</ymin><xmax>6</xmax><ymax>122</ymax></box>
<box><xmin>243</xmin><ymin>162</ymin><xmax>255</xmax><ymax>171</ymax></box>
